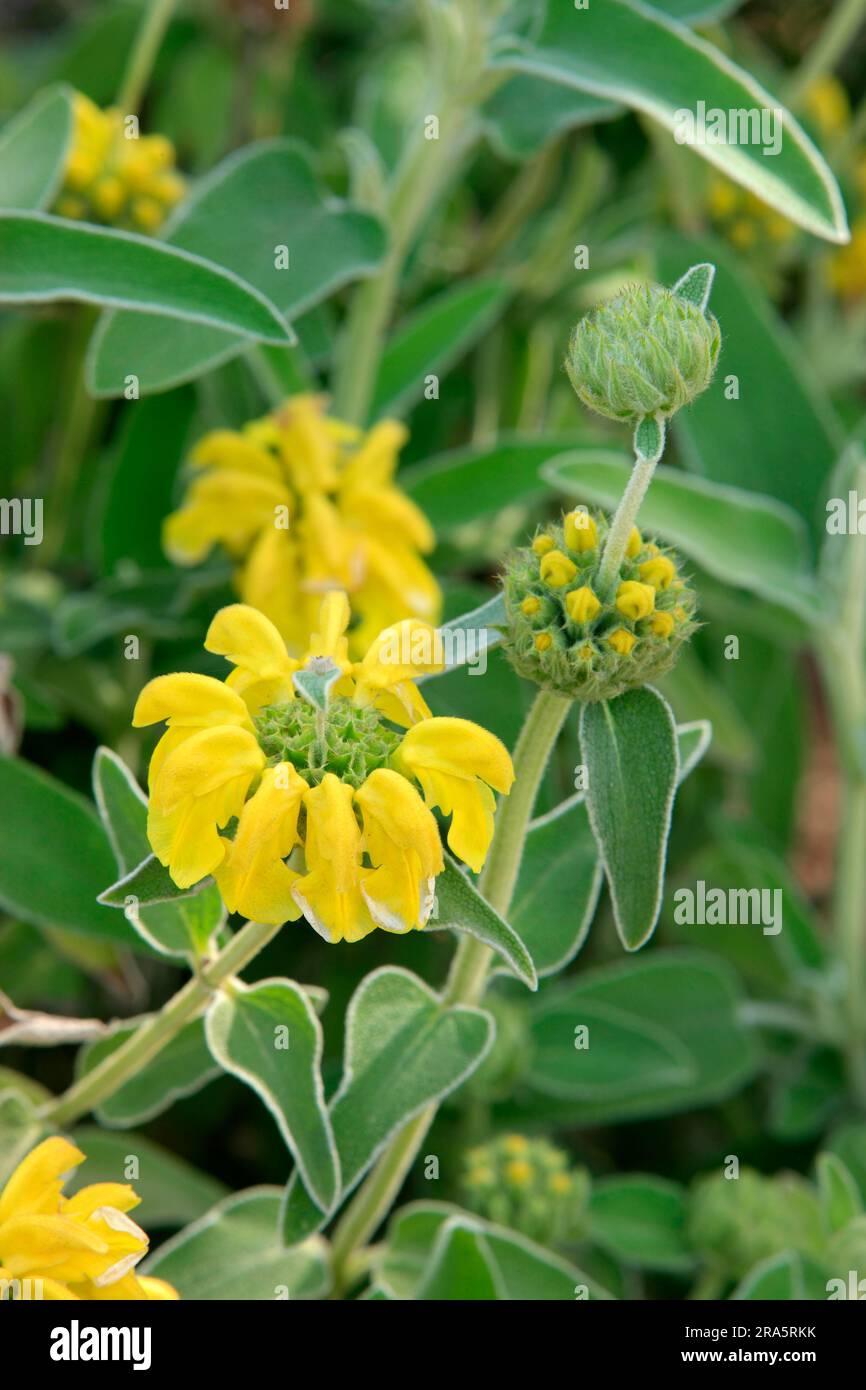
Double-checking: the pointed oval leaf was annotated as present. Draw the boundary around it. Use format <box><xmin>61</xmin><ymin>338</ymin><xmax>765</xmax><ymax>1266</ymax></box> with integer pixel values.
<box><xmin>0</xmin><ymin>211</ymin><xmax>292</xmax><ymax>342</ymax></box>
<box><xmin>427</xmin><ymin>856</ymin><xmax>537</xmax><ymax>989</ymax></box>
<box><xmin>206</xmin><ymin>978</ymin><xmax>338</xmax><ymax>1214</ymax></box>
<box><xmin>493</xmin><ymin>0</ymin><xmax>848</xmax><ymax>242</ymax></box>
<box><xmin>0</xmin><ymin>85</ymin><xmax>72</xmax><ymax>211</ymax></box>
<box><xmin>580</xmin><ymin>686</ymin><xmax>679</xmax><ymax>950</ymax></box>
<box><xmin>77</xmin><ymin>1017</ymin><xmax>219</xmax><ymax>1127</ymax></box>
<box><xmin>88</xmin><ymin>139</ymin><xmax>386</xmax><ymax>396</ymax></box>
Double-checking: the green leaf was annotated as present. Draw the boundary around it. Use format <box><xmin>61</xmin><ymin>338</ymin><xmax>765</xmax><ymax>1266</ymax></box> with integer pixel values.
<box><xmin>0</xmin><ymin>1089</ymin><xmax>42</xmax><ymax>1185</ymax></box>
<box><xmin>99</xmin><ymin>851</ymin><xmax>212</xmax><ymax>911</ymax></box>
<box><xmin>544</xmin><ymin>450</ymin><xmax>820</xmax><ymax>619</ymax></box>
<box><xmin>734</xmin><ymin>1251</ymin><xmax>828</xmax><ymax>1300</ymax></box>
<box><xmin>93</xmin><ymin>747</ymin><xmax>224</xmax><ymax>959</ymax></box>
<box><xmin>404</xmin><ymin>435</ymin><xmax>584</xmax><ymax>537</ymax></box>
<box><xmin>427</xmin><ymin>856</ymin><xmax>536</xmax><ymax>989</ymax></box>
<box><xmin>376</xmin><ymin>1201</ymin><xmax>613</xmax><ymax>1300</ymax></box>
<box><xmin>0</xmin><ymin>85</ymin><xmax>72</xmax><ymax>212</ymax></box>
<box><xmin>88</xmin><ymin>139</ymin><xmax>386</xmax><ymax>396</ymax></box>
<box><xmin>292</xmin><ymin>659</ymin><xmax>344</xmax><ymax>712</ymax></box>
<box><xmin>528</xmin><ymin>951</ymin><xmax>759</xmax><ymax>1123</ymax></box>
<box><xmin>510</xmin><ymin>797</ymin><xmax>603</xmax><ymax>979</ymax></box>
<box><xmin>69</xmin><ymin>1126</ymin><xmax>228</xmax><ymax>1230</ymax></box>
<box><xmin>416</xmin><ymin>1219</ymin><xmax>503</xmax><ymax>1299</ymax></box>
<box><xmin>281</xmin><ymin>967</ymin><xmax>493</xmax><ymax>1243</ymax></box>
<box><xmin>206</xmin><ymin>978</ymin><xmax>338</xmax><ymax>1214</ymax></box>
<box><xmin>580</xmin><ymin>686</ymin><xmax>679</xmax><ymax>950</ymax></box>
<box><xmin>588</xmin><ymin>1176</ymin><xmax>693</xmax><ymax>1272</ymax></box>
<box><xmin>0</xmin><ymin>212</ymin><xmax>293</xmax><ymax>346</ymax></box>
<box><xmin>98</xmin><ymin>388</ymin><xmax>196</xmax><ymax>575</ymax></box>
<box><xmin>143</xmin><ymin>1188</ymin><xmax>330</xmax><ymax>1300</ymax></box>
<box><xmin>77</xmin><ymin>1018</ymin><xmax>218</xmax><ymax>1127</ymax></box>
<box><xmin>493</xmin><ymin>0</ymin><xmax>847</xmax><ymax>242</ymax></box>
<box><xmin>0</xmin><ymin>754</ymin><xmax>141</xmax><ymax>948</ymax></box>
<box><xmin>370</xmin><ymin>277</ymin><xmax>511</xmax><ymax>418</ymax></box>
<box><xmin>428</xmin><ymin>592</ymin><xmax>508</xmax><ymax>675</ymax></box>
<box><xmin>484</xmin><ymin>75</ymin><xmax>618</xmax><ymax>161</ymax></box>
<box><xmin>654</xmin><ymin>232</ymin><xmax>842</xmax><ymax>536</ymax></box>
<box><xmin>816</xmin><ymin>1153</ymin><xmax>862</xmax><ymax>1236</ymax></box>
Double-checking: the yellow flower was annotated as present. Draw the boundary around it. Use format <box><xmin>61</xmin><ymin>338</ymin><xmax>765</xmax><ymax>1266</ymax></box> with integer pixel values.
<box><xmin>534</xmin><ymin>632</ymin><xmax>552</xmax><ymax>652</ymax></box>
<box><xmin>608</xmin><ymin>628</ymin><xmax>636</xmax><ymax>655</ymax></box>
<box><xmin>53</xmin><ymin>93</ymin><xmax>185</xmax><ymax>233</ymax></box>
<box><xmin>565</xmin><ymin>586</ymin><xmax>600</xmax><ymax>624</ymax></box>
<box><xmin>649</xmin><ymin>611</ymin><xmax>675</xmax><ymax>638</ymax></box>
<box><xmin>0</xmin><ymin>1138</ymin><xmax>178</xmax><ymax>1301</ymax></box>
<box><xmin>626</xmin><ymin>526</ymin><xmax>642</xmax><ymax>558</ymax></box>
<box><xmin>563</xmin><ymin>509</ymin><xmax>597</xmax><ymax>552</ymax></box>
<box><xmin>505</xmin><ymin>1159</ymin><xmax>533</xmax><ymax>1188</ymax></box>
<box><xmin>638</xmin><ymin>555</ymin><xmax>676</xmax><ymax>590</ymax></box>
<box><xmin>615</xmin><ymin>580</ymin><xmax>655</xmax><ymax>620</ymax></box>
<box><xmin>520</xmin><ymin>596</ymin><xmax>541</xmax><ymax>616</ymax></box>
<box><xmin>133</xmin><ymin>594</ymin><xmax>513</xmax><ymax>940</ymax></box>
<box><xmin>805</xmin><ymin>75</ymin><xmax>850</xmax><ymax>142</ymax></box>
<box><xmin>531</xmin><ymin>534</ymin><xmax>555</xmax><ymax>556</ymax></box>
<box><xmin>828</xmin><ymin>216</ymin><xmax>866</xmax><ymax>299</ymax></box>
<box><xmin>539</xmin><ymin>550</ymin><xmax>577</xmax><ymax>588</ymax></box>
<box><xmin>164</xmin><ymin>396</ymin><xmax>441</xmax><ymax>657</ymax></box>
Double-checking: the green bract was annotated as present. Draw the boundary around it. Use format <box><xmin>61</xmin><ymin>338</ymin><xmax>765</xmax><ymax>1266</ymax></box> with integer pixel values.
<box><xmin>254</xmin><ymin>696</ymin><xmax>402</xmax><ymax>788</ymax></box>
<box><xmin>501</xmin><ymin>510</ymin><xmax>698</xmax><ymax>701</ymax></box>
<box><xmin>565</xmin><ymin>281</ymin><xmax>721</xmax><ymax>424</ymax></box>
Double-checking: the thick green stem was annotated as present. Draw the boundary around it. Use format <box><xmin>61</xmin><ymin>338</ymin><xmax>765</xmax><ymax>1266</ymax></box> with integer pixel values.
<box><xmin>328</xmin><ymin>687</ymin><xmax>571</xmax><ymax>1285</ymax></box>
<box><xmin>596</xmin><ymin>453</ymin><xmax>658</xmax><ymax>599</ymax></box>
<box><xmin>786</xmin><ymin>0</ymin><xmax>866</xmax><ymax>106</ymax></box>
<box><xmin>42</xmin><ymin>917</ymin><xmax>282</xmax><ymax>1129</ymax></box>
<box><xmin>117</xmin><ymin>0</ymin><xmax>176</xmax><ymax>114</ymax></box>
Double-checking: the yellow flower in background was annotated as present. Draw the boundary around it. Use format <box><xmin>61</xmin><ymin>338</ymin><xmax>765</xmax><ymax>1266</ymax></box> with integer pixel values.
<box><xmin>53</xmin><ymin>93</ymin><xmax>185</xmax><ymax>233</ymax></box>
<box><xmin>133</xmin><ymin>594</ymin><xmax>513</xmax><ymax>942</ymax></box>
<box><xmin>164</xmin><ymin>395</ymin><xmax>441</xmax><ymax>657</ymax></box>
<box><xmin>828</xmin><ymin>215</ymin><xmax>866</xmax><ymax>299</ymax></box>
<box><xmin>0</xmin><ymin>1137</ymin><xmax>178</xmax><ymax>1301</ymax></box>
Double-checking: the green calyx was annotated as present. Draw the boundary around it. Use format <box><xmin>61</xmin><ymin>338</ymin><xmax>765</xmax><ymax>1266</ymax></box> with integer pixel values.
<box><xmin>565</xmin><ymin>268</ymin><xmax>720</xmax><ymax>425</ymax></box>
<box><xmin>254</xmin><ymin>696</ymin><xmax>402</xmax><ymax>788</ymax></box>
<box><xmin>501</xmin><ymin>510</ymin><xmax>698</xmax><ymax>702</ymax></box>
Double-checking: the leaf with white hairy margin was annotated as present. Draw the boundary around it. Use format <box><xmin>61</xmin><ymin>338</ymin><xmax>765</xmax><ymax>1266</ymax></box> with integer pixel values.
<box><xmin>427</xmin><ymin>856</ymin><xmax>536</xmax><ymax>989</ymax></box>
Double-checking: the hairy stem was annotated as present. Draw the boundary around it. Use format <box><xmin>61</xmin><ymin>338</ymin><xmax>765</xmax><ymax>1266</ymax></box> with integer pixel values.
<box><xmin>328</xmin><ymin>687</ymin><xmax>571</xmax><ymax>1286</ymax></box>
<box><xmin>595</xmin><ymin>452</ymin><xmax>659</xmax><ymax>599</ymax></box>
<box><xmin>117</xmin><ymin>0</ymin><xmax>177</xmax><ymax>115</ymax></box>
<box><xmin>42</xmin><ymin>917</ymin><xmax>282</xmax><ymax>1129</ymax></box>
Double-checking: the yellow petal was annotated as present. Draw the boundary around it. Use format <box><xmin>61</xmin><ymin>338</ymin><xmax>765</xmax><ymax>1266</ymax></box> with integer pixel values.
<box><xmin>356</xmin><ymin>769</ymin><xmax>442</xmax><ymax>931</ymax></box>
<box><xmin>0</xmin><ymin>1138</ymin><xmax>83</xmax><ymax>1224</ymax></box>
<box><xmin>215</xmin><ymin>764</ymin><xmax>306</xmax><ymax>924</ymax></box>
<box><xmin>305</xmin><ymin>591</ymin><xmax>351</xmax><ymax>665</ymax></box>
<box><xmin>397</xmin><ymin>717</ymin><xmax>515</xmax><ymax>795</ymax></box>
<box><xmin>291</xmin><ymin>774</ymin><xmax>375</xmax><ymax>943</ymax></box>
<box><xmin>205</xmin><ymin>603</ymin><xmax>293</xmax><ymax>681</ymax></box>
<box><xmin>355</xmin><ymin>618</ymin><xmax>445</xmax><ymax>699</ymax></box>
<box><xmin>63</xmin><ymin>1185</ymin><xmax>140</xmax><ymax>1219</ymax></box>
<box><xmin>151</xmin><ymin>725</ymin><xmax>264</xmax><ymax>814</ymax></box>
<box><xmin>412</xmin><ymin>767</ymin><xmax>496</xmax><ymax>874</ymax></box>
<box><xmin>132</xmin><ymin>673</ymin><xmax>251</xmax><ymax>729</ymax></box>
<box><xmin>138</xmin><ymin>1275</ymin><xmax>180</xmax><ymax>1300</ymax></box>
<box><xmin>239</xmin><ymin>527</ymin><xmax>312</xmax><ymax>658</ymax></box>
<box><xmin>190</xmin><ymin>429</ymin><xmax>282</xmax><ymax>480</ymax></box>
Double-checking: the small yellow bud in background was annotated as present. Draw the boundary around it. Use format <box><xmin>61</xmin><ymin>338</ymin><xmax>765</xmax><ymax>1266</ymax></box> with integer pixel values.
<box><xmin>534</xmin><ymin>632</ymin><xmax>552</xmax><ymax>652</ymax></box>
<box><xmin>55</xmin><ymin>194</ymin><xmax>86</xmax><ymax>219</ymax></box>
<box><xmin>639</xmin><ymin>555</ymin><xmax>676</xmax><ymax>590</ymax></box>
<box><xmin>540</xmin><ymin>550</ymin><xmax>578</xmax><ymax>588</ymax></box>
<box><xmin>132</xmin><ymin>196</ymin><xmax>164</xmax><ymax>233</ymax></box>
<box><xmin>503</xmin><ymin>1135</ymin><xmax>530</xmax><ymax>1155</ymax></box>
<box><xmin>550</xmin><ymin>1172</ymin><xmax>573</xmax><ymax>1195</ymax></box>
<box><xmin>565</xmin><ymin>586</ymin><xmax>601</xmax><ymax>624</ymax></box>
<box><xmin>564</xmin><ymin>509</ymin><xmax>598</xmax><ymax>553</ymax></box>
<box><xmin>608</xmin><ymin>628</ymin><xmax>636</xmax><ymax>655</ymax></box>
<box><xmin>92</xmin><ymin>175</ymin><xmax>125</xmax><ymax>220</ymax></box>
<box><xmin>532</xmin><ymin>534</ymin><xmax>555</xmax><ymax>556</ymax></box>
<box><xmin>616</xmin><ymin>580</ymin><xmax>655</xmax><ymax>620</ymax></box>
<box><xmin>520</xmin><ymin>595</ymin><xmax>541</xmax><ymax>616</ymax></box>
<box><xmin>626</xmin><ymin>526</ymin><xmax>642</xmax><ymax>558</ymax></box>
<box><xmin>649</xmin><ymin>611</ymin><xmax>675</xmax><ymax>638</ymax></box>
<box><xmin>505</xmin><ymin>1159</ymin><xmax>533</xmax><ymax>1188</ymax></box>
<box><xmin>578</xmin><ymin>644</ymin><xmax>594</xmax><ymax>661</ymax></box>
<box><xmin>674</xmin><ymin>604</ymin><xmax>688</xmax><ymax>622</ymax></box>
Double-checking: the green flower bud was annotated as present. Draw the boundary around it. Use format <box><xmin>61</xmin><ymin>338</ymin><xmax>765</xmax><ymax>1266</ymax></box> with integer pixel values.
<box><xmin>501</xmin><ymin>511</ymin><xmax>698</xmax><ymax>701</ymax></box>
<box><xmin>565</xmin><ymin>267</ymin><xmax>720</xmax><ymax>426</ymax></box>
<box><xmin>460</xmin><ymin>1134</ymin><xmax>589</xmax><ymax>1245</ymax></box>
